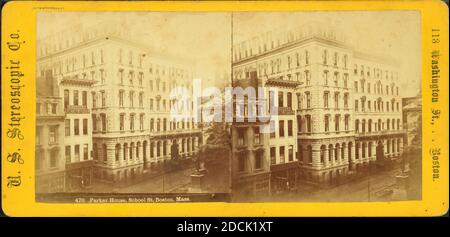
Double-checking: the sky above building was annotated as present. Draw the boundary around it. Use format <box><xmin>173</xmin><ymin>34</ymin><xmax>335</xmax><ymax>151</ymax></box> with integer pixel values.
<box><xmin>38</xmin><ymin>11</ymin><xmax>421</xmax><ymax>97</ymax></box>
<box><xmin>37</xmin><ymin>12</ymin><xmax>232</xmax><ymax>89</ymax></box>
<box><xmin>232</xmin><ymin>11</ymin><xmax>422</xmax><ymax>97</ymax></box>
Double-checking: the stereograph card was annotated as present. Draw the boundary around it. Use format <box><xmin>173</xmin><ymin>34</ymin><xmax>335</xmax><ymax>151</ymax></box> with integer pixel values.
<box><xmin>1</xmin><ymin>0</ymin><xmax>448</xmax><ymax>217</ymax></box>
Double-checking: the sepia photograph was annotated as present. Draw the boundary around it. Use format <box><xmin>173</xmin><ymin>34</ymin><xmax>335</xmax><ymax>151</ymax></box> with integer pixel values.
<box><xmin>230</xmin><ymin>11</ymin><xmax>422</xmax><ymax>202</ymax></box>
<box><xmin>34</xmin><ymin>10</ymin><xmax>422</xmax><ymax>203</ymax></box>
<box><xmin>2</xmin><ymin>0</ymin><xmax>448</xmax><ymax>219</ymax></box>
<box><xmin>35</xmin><ymin>12</ymin><xmax>232</xmax><ymax>202</ymax></box>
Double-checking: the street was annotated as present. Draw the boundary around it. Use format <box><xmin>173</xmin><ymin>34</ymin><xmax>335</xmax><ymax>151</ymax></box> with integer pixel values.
<box><xmin>116</xmin><ymin>166</ymin><xmax>195</xmax><ymax>193</ymax></box>
<box><xmin>87</xmin><ymin>166</ymin><xmax>196</xmax><ymax>193</ymax></box>
<box><xmin>88</xmin><ymin>160</ymin><xmax>231</xmax><ymax>194</ymax></box>
<box><xmin>270</xmin><ymin>168</ymin><xmax>405</xmax><ymax>202</ymax></box>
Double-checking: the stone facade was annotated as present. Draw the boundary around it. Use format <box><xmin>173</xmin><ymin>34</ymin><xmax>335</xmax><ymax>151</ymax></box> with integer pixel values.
<box><xmin>36</xmin><ymin>23</ymin><xmax>202</xmax><ymax>185</ymax></box>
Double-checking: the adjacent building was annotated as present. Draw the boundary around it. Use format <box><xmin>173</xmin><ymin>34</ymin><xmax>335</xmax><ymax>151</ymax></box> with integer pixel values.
<box><xmin>352</xmin><ymin>52</ymin><xmax>405</xmax><ymax>172</ymax></box>
<box><xmin>60</xmin><ymin>75</ymin><xmax>96</xmax><ymax>191</ymax></box>
<box><xmin>36</xmin><ymin>72</ymin><xmax>66</xmax><ymax>193</ymax></box>
<box><xmin>231</xmin><ymin>71</ymin><xmax>271</xmax><ymax>198</ymax></box>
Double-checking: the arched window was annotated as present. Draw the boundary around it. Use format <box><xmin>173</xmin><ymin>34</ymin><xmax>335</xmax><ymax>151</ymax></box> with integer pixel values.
<box><xmin>362</xmin><ymin>142</ymin><xmax>366</xmax><ymax>158</ymax></box>
<box><xmin>157</xmin><ymin>141</ymin><xmax>161</xmax><ymax>157</ymax></box>
<box><xmin>307</xmin><ymin>145</ymin><xmax>313</xmax><ymax>163</ymax></box>
<box><xmin>348</xmin><ymin>142</ymin><xmax>353</xmax><ymax>161</ymax></box>
<box><xmin>103</xmin><ymin>144</ymin><xmax>108</xmax><ymax>162</ymax></box>
<box><xmin>305</xmin><ymin>92</ymin><xmax>311</xmax><ymax>108</ymax></box>
<box><xmin>150</xmin><ymin>142</ymin><xmax>154</xmax><ymax>158</ymax></box>
<box><xmin>123</xmin><ymin>143</ymin><xmax>128</xmax><ymax>160</ymax></box>
<box><xmin>355</xmin><ymin>119</ymin><xmax>360</xmax><ymax>133</ymax></box>
<box><xmin>328</xmin><ymin>144</ymin><xmax>333</xmax><ymax>162</ymax></box>
<box><xmin>335</xmin><ymin>144</ymin><xmax>340</xmax><ymax>161</ymax></box>
<box><xmin>115</xmin><ymin>144</ymin><xmax>121</xmax><ymax>161</ymax></box>
<box><xmin>136</xmin><ymin>142</ymin><xmax>140</xmax><ymax>158</ymax></box>
<box><xmin>392</xmin><ymin>139</ymin><xmax>396</xmax><ymax>153</ymax></box>
<box><xmin>163</xmin><ymin>140</ymin><xmax>168</xmax><ymax>156</ymax></box>
<box><xmin>130</xmin><ymin>142</ymin><xmax>134</xmax><ymax>160</ymax></box>
<box><xmin>355</xmin><ymin>142</ymin><xmax>360</xmax><ymax>159</ymax></box>
<box><xmin>362</xmin><ymin>119</ymin><xmax>366</xmax><ymax>133</ymax></box>
<box><xmin>320</xmin><ymin>145</ymin><xmax>326</xmax><ymax>163</ymax></box>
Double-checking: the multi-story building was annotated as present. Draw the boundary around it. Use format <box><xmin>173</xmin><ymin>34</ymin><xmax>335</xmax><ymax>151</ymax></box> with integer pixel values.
<box><xmin>60</xmin><ymin>75</ymin><xmax>96</xmax><ymax>191</ymax></box>
<box><xmin>232</xmin><ymin>22</ymin><xmax>407</xmax><ymax>190</ymax></box>
<box><xmin>36</xmin><ymin>22</ymin><xmax>202</xmax><ymax>184</ymax></box>
<box><xmin>36</xmin><ymin>72</ymin><xmax>66</xmax><ymax>193</ymax></box>
<box><xmin>352</xmin><ymin>52</ymin><xmax>405</xmax><ymax>172</ymax></box>
<box><xmin>231</xmin><ymin>71</ymin><xmax>271</xmax><ymax>198</ymax></box>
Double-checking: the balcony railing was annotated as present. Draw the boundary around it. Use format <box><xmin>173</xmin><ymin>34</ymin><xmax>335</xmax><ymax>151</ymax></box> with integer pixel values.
<box><xmin>276</xmin><ymin>107</ymin><xmax>294</xmax><ymax>115</ymax></box>
<box><xmin>356</xmin><ymin>129</ymin><xmax>406</xmax><ymax>137</ymax></box>
<box><xmin>65</xmin><ymin>105</ymin><xmax>90</xmax><ymax>114</ymax></box>
<box><xmin>149</xmin><ymin>128</ymin><xmax>202</xmax><ymax>137</ymax></box>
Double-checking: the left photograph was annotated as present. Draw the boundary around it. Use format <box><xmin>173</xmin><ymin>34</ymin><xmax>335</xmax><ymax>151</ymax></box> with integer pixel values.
<box><xmin>35</xmin><ymin>12</ymin><xmax>232</xmax><ymax>202</ymax></box>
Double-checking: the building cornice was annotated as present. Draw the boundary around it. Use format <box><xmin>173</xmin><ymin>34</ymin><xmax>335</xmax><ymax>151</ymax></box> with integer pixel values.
<box><xmin>232</xmin><ymin>36</ymin><xmax>350</xmax><ymax>67</ymax></box>
<box><xmin>37</xmin><ymin>35</ymin><xmax>151</xmax><ymax>62</ymax></box>
<box><xmin>38</xmin><ymin>36</ymin><xmax>109</xmax><ymax>61</ymax></box>
<box><xmin>265</xmin><ymin>78</ymin><xmax>302</xmax><ymax>88</ymax></box>
<box><xmin>60</xmin><ymin>77</ymin><xmax>98</xmax><ymax>86</ymax></box>
<box><xmin>37</xmin><ymin>35</ymin><xmax>194</xmax><ymax>68</ymax></box>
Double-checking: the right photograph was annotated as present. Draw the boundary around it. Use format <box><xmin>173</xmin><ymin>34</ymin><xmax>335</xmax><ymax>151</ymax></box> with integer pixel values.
<box><xmin>230</xmin><ymin>11</ymin><xmax>422</xmax><ymax>202</ymax></box>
